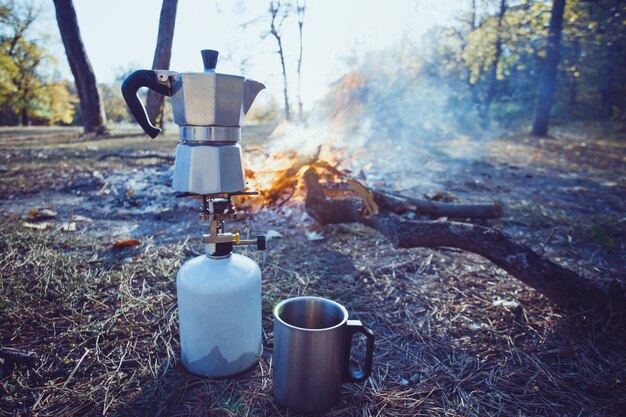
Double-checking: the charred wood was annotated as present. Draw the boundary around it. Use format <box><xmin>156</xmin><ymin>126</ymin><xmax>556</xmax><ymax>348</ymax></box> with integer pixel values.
<box><xmin>304</xmin><ymin>167</ymin><xmax>625</xmax><ymax>314</ymax></box>
<box><xmin>0</xmin><ymin>347</ymin><xmax>39</xmax><ymax>366</ymax></box>
<box><xmin>373</xmin><ymin>189</ymin><xmax>503</xmax><ymax>219</ymax></box>
<box><xmin>311</xmin><ymin>160</ymin><xmax>502</xmax><ymax>219</ymax></box>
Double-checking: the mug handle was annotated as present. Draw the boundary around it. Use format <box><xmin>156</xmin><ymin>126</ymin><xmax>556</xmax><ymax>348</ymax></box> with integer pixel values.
<box><xmin>343</xmin><ymin>319</ymin><xmax>375</xmax><ymax>383</ymax></box>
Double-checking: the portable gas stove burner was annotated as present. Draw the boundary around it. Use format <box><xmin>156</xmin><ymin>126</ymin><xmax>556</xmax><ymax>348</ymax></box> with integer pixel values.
<box><xmin>122</xmin><ymin>49</ymin><xmax>267</xmax><ymax>378</ymax></box>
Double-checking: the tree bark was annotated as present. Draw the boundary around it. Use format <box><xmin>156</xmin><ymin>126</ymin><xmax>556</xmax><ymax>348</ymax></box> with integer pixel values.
<box><xmin>53</xmin><ymin>0</ymin><xmax>107</xmax><ymax>135</ymax></box>
<box><xmin>530</xmin><ymin>0</ymin><xmax>566</xmax><ymax>137</ymax></box>
<box><xmin>20</xmin><ymin>105</ymin><xmax>29</xmax><ymax>126</ymax></box>
<box><xmin>146</xmin><ymin>0</ymin><xmax>178</xmax><ymax>128</ymax></box>
<box><xmin>304</xmin><ymin>167</ymin><xmax>625</xmax><ymax>314</ymax></box>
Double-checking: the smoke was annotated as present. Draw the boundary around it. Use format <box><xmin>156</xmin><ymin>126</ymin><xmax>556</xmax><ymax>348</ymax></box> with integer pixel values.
<box><xmin>260</xmin><ymin>41</ymin><xmax>491</xmax><ymax>194</ymax></box>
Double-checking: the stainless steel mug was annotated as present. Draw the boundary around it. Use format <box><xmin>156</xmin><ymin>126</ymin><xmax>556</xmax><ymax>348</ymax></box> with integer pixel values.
<box><xmin>272</xmin><ymin>296</ymin><xmax>375</xmax><ymax>413</ymax></box>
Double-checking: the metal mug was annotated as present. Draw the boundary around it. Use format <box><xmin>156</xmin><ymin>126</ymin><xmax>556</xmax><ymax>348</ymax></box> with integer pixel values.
<box><xmin>272</xmin><ymin>296</ymin><xmax>375</xmax><ymax>414</ymax></box>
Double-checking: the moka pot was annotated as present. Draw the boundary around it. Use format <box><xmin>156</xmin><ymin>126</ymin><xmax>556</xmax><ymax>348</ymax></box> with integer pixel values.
<box><xmin>121</xmin><ymin>49</ymin><xmax>265</xmax><ymax>195</ymax></box>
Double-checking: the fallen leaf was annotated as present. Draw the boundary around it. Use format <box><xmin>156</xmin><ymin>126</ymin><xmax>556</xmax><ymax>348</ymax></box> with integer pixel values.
<box><xmin>600</xmin><ymin>181</ymin><xmax>617</xmax><ymax>187</ymax></box>
<box><xmin>28</xmin><ymin>209</ymin><xmax>57</xmax><ymax>220</ymax></box>
<box><xmin>492</xmin><ymin>298</ymin><xmax>520</xmax><ymax>309</ymax></box>
<box><xmin>72</xmin><ymin>215</ymin><xmax>93</xmax><ymax>223</ymax></box>
<box><xmin>113</xmin><ymin>239</ymin><xmax>141</xmax><ymax>248</ymax></box>
<box><xmin>266</xmin><ymin>230</ymin><xmax>283</xmax><ymax>240</ymax></box>
<box><xmin>305</xmin><ymin>230</ymin><xmax>324</xmax><ymax>241</ymax></box>
<box><xmin>23</xmin><ymin>222</ymin><xmax>52</xmax><ymax>230</ymax></box>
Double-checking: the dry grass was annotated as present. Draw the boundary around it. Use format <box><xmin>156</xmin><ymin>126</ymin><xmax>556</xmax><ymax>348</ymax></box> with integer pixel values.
<box><xmin>1</xmin><ymin>219</ymin><xmax>625</xmax><ymax>416</ymax></box>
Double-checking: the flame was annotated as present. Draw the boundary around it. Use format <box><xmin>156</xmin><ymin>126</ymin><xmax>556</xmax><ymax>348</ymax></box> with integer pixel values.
<box><xmin>238</xmin><ymin>146</ymin><xmax>339</xmax><ymax>209</ymax></box>
<box><xmin>234</xmin><ymin>122</ymin><xmax>356</xmax><ymax>210</ymax></box>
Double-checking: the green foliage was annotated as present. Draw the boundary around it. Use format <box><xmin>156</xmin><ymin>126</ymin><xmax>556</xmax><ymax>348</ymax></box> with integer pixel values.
<box><xmin>99</xmin><ymin>82</ymin><xmax>129</xmax><ymax>123</ymax></box>
<box><xmin>246</xmin><ymin>94</ymin><xmax>282</xmax><ymax>123</ymax></box>
<box><xmin>324</xmin><ymin>0</ymin><xmax>625</xmax><ymax>132</ymax></box>
<box><xmin>591</xmin><ymin>226</ymin><xmax>615</xmax><ymax>250</ymax></box>
<box><xmin>0</xmin><ymin>0</ymin><xmax>75</xmax><ymax>126</ymax></box>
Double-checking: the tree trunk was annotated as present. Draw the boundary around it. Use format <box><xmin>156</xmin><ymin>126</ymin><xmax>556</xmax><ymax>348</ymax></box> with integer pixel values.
<box><xmin>269</xmin><ymin>2</ymin><xmax>291</xmax><ymax>121</ymax></box>
<box><xmin>296</xmin><ymin>0</ymin><xmax>305</xmax><ymax>121</ymax></box>
<box><xmin>600</xmin><ymin>0</ymin><xmax>621</xmax><ymax>119</ymax></box>
<box><xmin>53</xmin><ymin>0</ymin><xmax>107</xmax><ymax>135</ymax></box>
<box><xmin>20</xmin><ymin>106</ymin><xmax>29</xmax><ymax>126</ymax></box>
<box><xmin>146</xmin><ymin>0</ymin><xmax>178</xmax><ymax>128</ymax></box>
<box><xmin>275</xmin><ymin>34</ymin><xmax>290</xmax><ymax>121</ymax></box>
<box><xmin>530</xmin><ymin>0</ymin><xmax>566</xmax><ymax>137</ymax></box>
<box><xmin>601</xmin><ymin>42</ymin><xmax>615</xmax><ymax>119</ymax></box>
<box><xmin>480</xmin><ymin>0</ymin><xmax>507</xmax><ymax>126</ymax></box>
<box><xmin>569</xmin><ymin>37</ymin><xmax>580</xmax><ymax>115</ymax></box>
<box><xmin>471</xmin><ymin>0</ymin><xmax>477</xmax><ymax>29</ymax></box>
<box><xmin>303</xmin><ymin>167</ymin><xmax>625</xmax><ymax>315</ymax></box>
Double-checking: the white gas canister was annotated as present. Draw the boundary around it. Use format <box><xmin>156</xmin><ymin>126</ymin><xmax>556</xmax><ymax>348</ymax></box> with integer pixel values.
<box><xmin>176</xmin><ymin>251</ymin><xmax>262</xmax><ymax>377</ymax></box>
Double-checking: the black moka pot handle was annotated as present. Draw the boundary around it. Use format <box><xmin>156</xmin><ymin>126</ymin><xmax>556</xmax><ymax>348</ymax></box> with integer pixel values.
<box><xmin>121</xmin><ymin>70</ymin><xmax>171</xmax><ymax>138</ymax></box>
<box><xmin>343</xmin><ymin>319</ymin><xmax>375</xmax><ymax>383</ymax></box>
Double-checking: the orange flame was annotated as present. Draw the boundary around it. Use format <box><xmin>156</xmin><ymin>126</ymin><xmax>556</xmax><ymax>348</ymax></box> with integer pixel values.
<box><xmin>237</xmin><ymin>143</ymin><xmax>348</xmax><ymax>210</ymax></box>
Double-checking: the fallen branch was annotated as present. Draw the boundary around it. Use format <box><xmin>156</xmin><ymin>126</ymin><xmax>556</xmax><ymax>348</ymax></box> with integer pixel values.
<box><xmin>312</xmin><ymin>160</ymin><xmax>502</xmax><ymax>219</ymax></box>
<box><xmin>0</xmin><ymin>347</ymin><xmax>39</xmax><ymax>365</ymax></box>
<box><xmin>304</xmin><ymin>167</ymin><xmax>625</xmax><ymax>314</ymax></box>
<box><xmin>373</xmin><ymin>189</ymin><xmax>503</xmax><ymax>219</ymax></box>
<box><xmin>98</xmin><ymin>152</ymin><xmax>174</xmax><ymax>162</ymax></box>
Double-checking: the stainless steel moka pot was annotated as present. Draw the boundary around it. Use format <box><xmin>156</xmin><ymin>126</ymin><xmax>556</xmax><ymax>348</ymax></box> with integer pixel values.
<box><xmin>121</xmin><ymin>49</ymin><xmax>265</xmax><ymax>195</ymax></box>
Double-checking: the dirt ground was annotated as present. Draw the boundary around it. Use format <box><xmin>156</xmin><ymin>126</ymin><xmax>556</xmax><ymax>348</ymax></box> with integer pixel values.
<box><xmin>0</xmin><ymin>122</ymin><xmax>625</xmax><ymax>416</ymax></box>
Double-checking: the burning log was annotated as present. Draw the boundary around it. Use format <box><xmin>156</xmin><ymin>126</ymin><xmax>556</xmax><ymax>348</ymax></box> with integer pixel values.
<box><xmin>303</xmin><ymin>167</ymin><xmax>625</xmax><ymax>314</ymax></box>
<box><xmin>262</xmin><ymin>150</ymin><xmax>320</xmax><ymax>206</ymax></box>
<box><xmin>260</xmin><ymin>157</ymin><xmax>503</xmax><ymax>219</ymax></box>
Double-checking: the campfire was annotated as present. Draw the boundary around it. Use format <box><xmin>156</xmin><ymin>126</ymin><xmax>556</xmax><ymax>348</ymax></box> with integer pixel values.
<box><xmin>240</xmin><ymin>130</ymin><xmax>352</xmax><ymax>209</ymax></box>
<box><xmin>231</xmin><ymin>121</ymin><xmax>624</xmax><ymax>317</ymax></box>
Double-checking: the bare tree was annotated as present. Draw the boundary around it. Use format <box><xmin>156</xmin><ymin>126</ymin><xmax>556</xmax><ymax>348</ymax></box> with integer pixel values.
<box><xmin>531</xmin><ymin>0</ymin><xmax>566</xmax><ymax>136</ymax></box>
<box><xmin>296</xmin><ymin>0</ymin><xmax>305</xmax><ymax>121</ymax></box>
<box><xmin>146</xmin><ymin>0</ymin><xmax>178</xmax><ymax>128</ymax></box>
<box><xmin>268</xmin><ymin>1</ymin><xmax>291</xmax><ymax>121</ymax></box>
<box><xmin>53</xmin><ymin>0</ymin><xmax>107</xmax><ymax>134</ymax></box>
<box><xmin>471</xmin><ymin>0</ymin><xmax>477</xmax><ymax>29</ymax></box>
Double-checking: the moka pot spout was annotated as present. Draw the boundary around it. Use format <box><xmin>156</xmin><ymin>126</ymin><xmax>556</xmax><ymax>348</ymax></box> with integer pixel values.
<box><xmin>243</xmin><ymin>80</ymin><xmax>266</xmax><ymax>116</ymax></box>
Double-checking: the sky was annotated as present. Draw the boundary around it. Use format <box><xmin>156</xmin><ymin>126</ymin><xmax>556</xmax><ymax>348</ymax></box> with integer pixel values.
<box><xmin>34</xmin><ymin>0</ymin><xmax>466</xmax><ymax>110</ymax></box>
